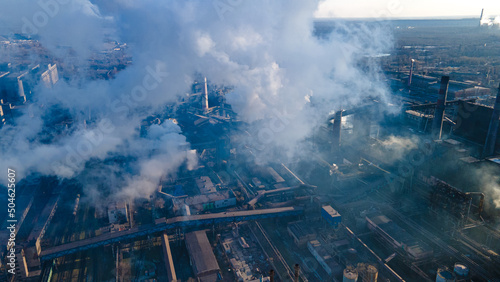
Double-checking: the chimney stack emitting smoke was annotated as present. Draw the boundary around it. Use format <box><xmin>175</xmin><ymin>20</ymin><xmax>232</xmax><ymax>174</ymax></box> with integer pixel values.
<box><xmin>480</xmin><ymin>8</ymin><xmax>485</xmax><ymax>27</ymax></box>
<box><xmin>332</xmin><ymin>110</ymin><xmax>343</xmax><ymax>158</ymax></box>
<box><xmin>431</xmin><ymin>76</ymin><xmax>450</xmax><ymax>140</ymax></box>
<box><xmin>0</xmin><ymin>1</ymin><xmax>394</xmax><ymax>202</ymax></box>
<box><xmin>482</xmin><ymin>83</ymin><xmax>500</xmax><ymax>158</ymax></box>
<box><xmin>408</xmin><ymin>59</ymin><xmax>415</xmax><ymax>87</ymax></box>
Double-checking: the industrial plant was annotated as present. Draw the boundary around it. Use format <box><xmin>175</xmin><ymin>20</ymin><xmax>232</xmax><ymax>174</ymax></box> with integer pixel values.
<box><xmin>1</xmin><ymin>2</ymin><xmax>500</xmax><ymax>282</ymax></box>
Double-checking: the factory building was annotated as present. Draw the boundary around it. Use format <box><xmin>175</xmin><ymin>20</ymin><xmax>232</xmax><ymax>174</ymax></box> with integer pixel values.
<box><xmin>251</xmin><ymin>177</ymin><xmax>265</xmax><ymax>190</ymax></box>
<box><xmin>0</xmin><ymin>63</ymin><xmax>59</xmax><ymax>126</ymax></box>
<box><xmin>322</xmin><ymin>205</ymin><xmax>342</xmax><ymax>228</ymax></box>
<box><xmin>287</xmin><ymin>221</ymin><xmax>317</xmax><ymax>247</ymax></box>
<box><xmin>266</xmin><ymin>167</ymin><xmax>285</xmax><ymax>184</ymax></box>
<box><xmin>394</xmin><ymin>74</ymin><xmax>480</xmax><ymax>101</ymax></box>
<box><xmin>196</xmin><ymin>176</ymin><xmax>217</xmax><ymax>194</ymax></box>
<box><xmin>429</xmin><ymin>180</ymin><xmax>471</xmax><ymax>220</ymax></box>
<box><xmin>366</xmin><ymin>214</ymin><xmax>433</xmax><ymax>261</ymax></box>
<box><xmin>41</xmin><ymin>63</ymin><xmax>59</xmax><ymax>88</ymax></box>
<box><xmin>454</xmin><ymin>100</ymin><xmax>500</xmax><ymax>153</ymax></box>
<box><xmin>0</xmin><ymin>194</ymin><xmax>33</xmax><ymax>258</ymax></box>
<box><xmin>185</xmin><ymin>230</ymin><xmax>221</xmax><ymax>282</ymax></box>
<box><xmin>404</xmin><ymin>110</ymin><xmax>433</xmax><ymax>132</ymax></box>
<box><xmin>307</xmin><ymin>239</ymin><xmax>341</xmax><ymax>276</ymax></box>
<box><xmin>174</xmin><ymin>190</ymin><xmax>237</xmax><ymax>213</ymax></box>
<box><xmin>161</xmin><ymin>233</ymin><xmax>177</xmax><ymax>282</ymax></box>
<box><xmin>107</xmin><ymin>202</ymin><xmax>129</xmax><ymax>224</ymax></box>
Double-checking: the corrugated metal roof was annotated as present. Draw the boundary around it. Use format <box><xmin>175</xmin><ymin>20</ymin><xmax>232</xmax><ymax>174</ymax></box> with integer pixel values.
<box><xmin>185</xmin><ymin>230</ymin><xmax>220</xmax><ymax>276</ymax></box>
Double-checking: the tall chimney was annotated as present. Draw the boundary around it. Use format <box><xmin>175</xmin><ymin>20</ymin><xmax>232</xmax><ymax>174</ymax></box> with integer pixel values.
<box><xmin>480</xmin><ymin>8</ymin><xmax>484</xmax><ymax>27</ymax></box>
<box><xmin>431</xmin><ymin>76</ymin><xmax>450</xmax><ymax>139</ymax></box>
<box><xmin>294</xmin><ymin>264</ymin><xmax>300</xmax><ymax>282</ymax></box>
<box><xmin>483</xmin><ymin>84</ymin><xmax>500</xmax><ymax>158</ymax></box>
<box><xmin>332</xmin><ymin>110</ymin><xmax>343</xmax><ymax>157</ymax></box>
<box><xmin>408</xmin><ymin>59</ymin><xmax>415</xmax><ymax>87</ymax></box>
<box><xmin>203</xmin><ymin>77</ymin><xmax>209</xmax><ymax>113</ymax></box>
<box><xmin>269</xmin><ymin>269</ymin><xmax>275</xmax><ymax>282</ymax></box>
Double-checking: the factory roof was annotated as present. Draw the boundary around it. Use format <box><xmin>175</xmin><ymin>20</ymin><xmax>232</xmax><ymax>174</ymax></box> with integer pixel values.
<box><xmin>108</xmin><ymin>201</ymin><xmax>127</xmax><ymax>210</ymax></box>
<box><xmin>487</xmin><ymin>157</ymin><xmax>500</xmax><ymax>166</ymax></box>
<box><xmin>460</xmin><ymin>156</ymin><xmax>480</xmax><ymax>164</ymax></box>
<box><xmin>308</xmin><ymin>240</ymin><xmax>333</xmax><ymax>261</ymax></box>
<box><xmin>266</xmin><ymin>167</ymin><xmax>285</xmax><ymax>183</ymax></box>
<box><xmin>176</xmin><ymin>191</ymin><xmax>232</xmax><ymax>206</ymax></box>
<box><xmin>184</xmin><ymin>230</ymin><xmax>220</xmax><ymax>277</ymax></box>
<box><xmin>196</xmin><ymin>176</ymin><xmax>217</xmax><ymax>194</ymax></box>
<box><xmin>367</xmin><ymin>214</ymin><xmax>433</xmax><ymax>259</ymax></box>
<box><xmin>322</xmin><ymin>205</ymin><xmax>341</xmax><ymax>218</ymax></box>
<box><xmin>369</xmin><ymin>215</ymin><xmax>414</xmax><ymax>244</ymax></box>
<box><xmin>288</xmin><ymin>221</ymin><xmax>315</xmax><ymax>238</ymax></box>
<box><xmin>161</xmin><ymin>233</ymin><xmax>177</xmax><ymax>282</ymax></box>
<box><xmin>27</xmin><ymin>196</ymin><xmax>59</xmax><ymax>242</ymax></box>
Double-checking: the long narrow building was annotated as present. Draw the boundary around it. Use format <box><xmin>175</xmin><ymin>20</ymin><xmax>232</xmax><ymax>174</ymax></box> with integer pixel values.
<box><xmin>184</xmin><ymin>230</ymin><xmax>221</xmax><ymax>282</ymax></box>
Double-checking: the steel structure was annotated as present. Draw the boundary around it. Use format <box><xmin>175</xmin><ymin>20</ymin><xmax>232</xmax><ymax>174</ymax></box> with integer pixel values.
<box><xmin>40</xmin><ymin>206</ymin><xmax>303</xmax><ymax>261</ymax></box>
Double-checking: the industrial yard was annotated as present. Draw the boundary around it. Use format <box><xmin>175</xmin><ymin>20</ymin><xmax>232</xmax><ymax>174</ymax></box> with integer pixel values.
<box><xmin>1</xmin><ymin>2</ymin><xmax>500</xmax><ymax>282</ymax></box>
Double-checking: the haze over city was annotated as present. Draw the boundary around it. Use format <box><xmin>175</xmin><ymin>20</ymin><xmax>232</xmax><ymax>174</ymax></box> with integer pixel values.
<box><xmin>0</xmin><ymin>1</ymin><xmax>500</xmax><ymax>281</ymax></box>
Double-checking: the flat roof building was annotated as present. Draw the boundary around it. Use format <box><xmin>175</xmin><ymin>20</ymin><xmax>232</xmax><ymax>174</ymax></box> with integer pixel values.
<box><xmin>196</xmin><ymin>176</ymin><xmax>217</xmax><ymax>194</ymax></box>
<box><xmin>322</xmin><ymin>205</ymin><xmax>342</xmax><ymax>228</ymax></box>
<box><xmin>366</xmin><ymin>214</ymin><xmax>433</xmax><ymax>261</ymax></box>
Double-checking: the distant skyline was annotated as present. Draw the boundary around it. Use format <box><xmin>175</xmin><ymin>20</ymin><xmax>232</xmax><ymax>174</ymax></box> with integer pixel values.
<box><xmin>315</xmin><ymin>0</ymin><xmax>500</xmax><ymax>19</ymax></box>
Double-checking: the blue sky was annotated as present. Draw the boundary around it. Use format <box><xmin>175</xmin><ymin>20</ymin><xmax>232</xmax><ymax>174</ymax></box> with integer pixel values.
<box><xmin>315</xmin><ymin>0</ymin><xmax>500</xmax><ymax>19</ymax></box>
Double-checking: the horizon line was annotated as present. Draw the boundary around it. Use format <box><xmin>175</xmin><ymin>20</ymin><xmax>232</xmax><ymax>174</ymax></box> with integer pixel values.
<box><xmin>314</xmin><ymin>16</ymin><xmax>482</xmax><ymax>21</ymax></box>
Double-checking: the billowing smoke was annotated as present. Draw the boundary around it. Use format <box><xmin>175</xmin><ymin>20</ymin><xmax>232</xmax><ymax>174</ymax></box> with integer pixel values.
<box><xmin>377</xmin><ymin>135</ymin><xmax>419</xmax><ymax>163</ymax></box>
<box><xmin>117</xmin><ymin>121</ymin><xmax>198</xmax><ymax>201</ymax></box>
<box><xmin>481</xmin><ymin>14</ymin><xmax>500</xmax><ymax>28</ymax></box>
<box><xmin>471</xmin><ymin>166</ymin><xmax>500</xmax><ymax>210</ymax></box>
<box><xmin>0</xmin><ymin>0</ymin><xmax>392</xmax><ymax>202</ymax></box>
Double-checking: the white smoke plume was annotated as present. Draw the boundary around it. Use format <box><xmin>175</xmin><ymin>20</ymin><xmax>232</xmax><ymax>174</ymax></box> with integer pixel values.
<box><xmin>377</xmin><ymin>135</ymin><xmax>419</xmax><ymax>163</ymax></box>
<box><xmin>481</xmin><ymin>13</ymin><xmax>500</xmax><ymax>28</ymax></box>
<box><xmin>0</xmin><ymin>0</ymin><xmax>393</xmax><ymax>202</ymax></box>
<box><xmin>471</xmin><ymin>166</ymin><xmax>500</xmax><ymax>210</ymax></box>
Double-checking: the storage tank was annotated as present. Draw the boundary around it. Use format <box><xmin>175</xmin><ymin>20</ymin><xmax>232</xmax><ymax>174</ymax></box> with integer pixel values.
<box><xmin>436</xmin><ymin>268</ymin><xmax>456</xmax><ymax>282</ymax></box>
<box><xmin>343</xmin><ymin>266</ymin><xmax>358</xmax><ymax>282</ymax></box>
<box><xmin>365</xmin><ymin>264</ymin><xmax>378</xmax><ymax>282</ymax></box>
<box><xmin>454</xmin><ymin>263</ymin><xmax>469</xmax><ymax>280</ymax></box>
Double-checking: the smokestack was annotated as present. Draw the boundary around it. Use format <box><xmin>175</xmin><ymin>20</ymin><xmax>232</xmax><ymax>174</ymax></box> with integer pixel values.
<box><xmin>269</xmin><ymin>269</ymin><xmax>275</xmax><ymax>282</ymax></box>
<box><xmin>482</xmin><ymin>84</ymin><xmax>500</xmax><ymax>158</ymax></box>
<box><xmin>431</xmin><ymin>76</ymin><xmax>450</xmax><ymax>140</ymax></box>
<box><xmin>408</xmin><ymin>59</ymin><xmax>415</xmax><ymax>87</ymax></box>
<box><xmin>332</xmin><ymin>110</ymin><xmax>343</xmax><ymax>157</ymax></box>
<box><xmin>294</xmin><ymin>264</ymin><xmax>300</xmax><ymax>282</ymax></box>
<box><xmin>480</xmin><ymin>8</ymin><xmax>484</xmax><ymax>27</ymax></box>
<box><xmin>203</xmin><ymin>77</ymin><xmax>209</xmax><ymax>113</ymax></box>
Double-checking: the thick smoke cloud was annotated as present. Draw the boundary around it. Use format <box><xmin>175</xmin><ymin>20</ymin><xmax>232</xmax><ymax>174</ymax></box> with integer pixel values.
<box><xmin>0</xmin><ymin>0</ymin><xmax>392</xmax><ymax>202</ymax></box>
